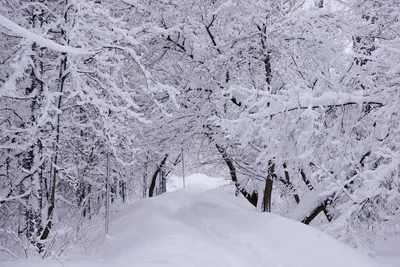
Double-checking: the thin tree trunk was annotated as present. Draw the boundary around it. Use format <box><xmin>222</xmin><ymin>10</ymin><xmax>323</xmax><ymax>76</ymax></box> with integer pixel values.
<box><xmin>160</xmin><ymin>170</ymin><xmax>167</xmax><ymax>194</ymax></box>
<box><xmin>283</xmin><ymin>163</ymin><xmax>300</xmax><ymax>204</ymax></box>
<box><xmin>120</xmin><ymin>181</ymin><xmax>126</xmax><ymax>203</ymax></box>
<box><xmin>40</xmin><ymin>44</ymin><xmax>68</xmax><ymax>244</ymax></box>
<box><xmin>24</xmin><ymin>6</ymin><xmax>47</xmax><ymax>251</ymax></box>
<box><xmin>302</xmin><ymin>196</ymin><xmax>333</xmax><ymax>225</ymax></box>
<box><xmin>215</xmin><ymin>144</ymin><xmax>258</xmax><ymax>207</ymax></box>
<box><xmin>40</xmin><ymin>0</ymin><xmax>72</xmax><ymax>243</ymax></box>
<box><xmin>262</xmin><ymin>160</ymin><xmax>276</xmax><ymax>212</ymax></box>
<box><xmin>299</xmin><ymin>168</ymin><xmax>332</xmax><ymax>223</ymax></box>
<box><xmin>263</xmin><ymin>178</ymin><xmax>273</xmax><ymax>212</ymax></box>
<box><xmin>148</xmin><ymin>154</ymin><xmax>168</xmax><ymax>197</ymax></box>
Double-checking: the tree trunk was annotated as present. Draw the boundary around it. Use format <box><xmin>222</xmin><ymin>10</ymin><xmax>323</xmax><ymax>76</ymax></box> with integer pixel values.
<box><xmin>120</xmin><ymin>181</ymin><xmax>126</xmax><ymax>203</ymax></box>
<box><xmin>262</xmin><ymin>177</ymin><xmax>273</xmax><ymax>212</ymax></box>
<box><xmin>160</xmin><ymin>170</ymin><xmax>167</xmax><ymax>194</ymax></box>
<box><xmin>40</xmin><ymin>1</ymin><xmax>71</xmax><ymax>244</ymax></box>
<box><xmin>283</xmin><ymin>163</ymin><xmax>300</xmax><ymax>204</ymax></box>
<box><xmin>302</xmin><ymin>196</ymin><xmax>333</xmax><ymax>225</ymax></box>
<box><xmin>299</xmin><ymin>168</ymin><xmax>332</xmax><ymax>223</ymax></box>
<box><xmin>148</xmin><ymin>154</ymin><xmax>168</xmax><ymax>197</ymax></box>
<box><xmin>262</xmin><ymin>160</ymin><xmax>276</xmax><ymax>212</ymax></box>
<box><xmin>23</xmin><ymin>6</ymin><xmax>47</xmax><ymax>251</ymax></box>
<box><xmin>215</xmin><ymin>144</ymin><xmax>258</xmax><ymax>207</ymax></box>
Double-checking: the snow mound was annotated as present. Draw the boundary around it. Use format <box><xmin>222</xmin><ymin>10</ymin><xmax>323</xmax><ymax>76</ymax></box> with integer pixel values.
<box><xmin>1</xmin><ymin>174</ymin><xmax>383</xmax><ymax>267</ymax></box>
<box><xmin>96</xmin><ymin>174</ymin><xmax>380</xmax><ymax>267</ymax></box>
<box><xmin>375</xmin><ymin>235</ymin><xmax>400</xmax><ymax>266</ymax></box>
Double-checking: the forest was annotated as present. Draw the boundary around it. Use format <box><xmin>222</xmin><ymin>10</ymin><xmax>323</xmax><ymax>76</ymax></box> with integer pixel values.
<box><xmin>0</xmin><ymin>0</ymin><xmax>399</xmax><ymax>261</ymax></box>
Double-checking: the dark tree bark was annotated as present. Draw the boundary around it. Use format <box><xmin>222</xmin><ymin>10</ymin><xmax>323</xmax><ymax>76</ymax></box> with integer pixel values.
<box><xmin>302</xmin><ymin>196</ymin><xmax>333</xmax><ymax>225</ymax></box>
<box><xmin>148</xmin><ymin>154</ymin><xmax>168</xmax><ymax>197</ymax></box>
<box><xmin>24</xmin><ymin>8</ymin><xmax>47</xmax><ymax>250</ymax></box>
<box><xmin>282</xmin><ymin>163</ymin><xmax>300</xmax><ymax>204</ymax></box>
<box><xmin>160</xmin><ymin>170</ymin><xmax>167</xmax><ymax>194</ymax></box>
<box><xmin>257</xmin><ymin>23</ymin><xmax>272</xmax><ymax>87</ymax></box>
<box><xmin>215</xmin><ymin>144</ymin><xmax>258</xmax><ymax>207</ymax></box>
<box><xmin>300</xmin><ymin>169</ymin><xmax>314</xmax><ymax>191</ymax></box>
<box><xmin>120</xmin><ymin>181</ymin><xmax>126</xmax><ymax>203</ymax></box>
<box><xmin>262</xmin><ymin>160</ymin><xmax>276</xmax><ymax>212</ymax></box>
<box><xmin>299</xmin><ymin>168</ymin><xmax>332</xmax><ymax>224</ymax></box>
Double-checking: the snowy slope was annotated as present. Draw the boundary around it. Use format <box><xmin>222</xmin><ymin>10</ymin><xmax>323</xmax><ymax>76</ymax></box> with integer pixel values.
<box><xmin>375</xmin><ymin>235</ymin><xmax>400</xmax><ymax>267</ymax></box>
<box><xmin>1</xmin><ymin>174</ymin><xmax>384</xmax><ymax>267</ymax></box>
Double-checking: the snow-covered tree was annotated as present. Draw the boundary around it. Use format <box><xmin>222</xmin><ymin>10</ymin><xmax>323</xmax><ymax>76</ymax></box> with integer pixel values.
<box><xmin>1</xmin><ymin>0</ymin><xmax>399</xmax><ymax>259</ymax></box>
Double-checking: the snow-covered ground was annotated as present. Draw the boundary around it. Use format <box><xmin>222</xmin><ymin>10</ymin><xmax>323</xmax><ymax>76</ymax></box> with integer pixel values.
<box><xmin>0</xmin><ymin>174</ymin><xmax>390</xmax><ymax>267</ymax></box>
<box><xmin>375</xmin><ymin>235</ymin><xmax>400</xmax><ymax>267</ymax></box>
<box><xmin>166</xmin><ymin>173</ymin><xmax>231</xmax><ymax>192</ymax></box>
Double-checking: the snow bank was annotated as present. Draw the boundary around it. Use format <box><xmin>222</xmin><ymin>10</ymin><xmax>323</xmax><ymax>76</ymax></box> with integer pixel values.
<box><xmin>96</xmin><ymin>182</ymin><xmax>381</xmax><ymax>267</ymax></box>
<box><xmin>1</xmin><ymin>174</ymin><xmax>383</xmax><ymax>267</ymax></box>
<box><xmin>375</xmin><ymin>235</ymin><xmax>400</xmax><ymax>267</ymax></box>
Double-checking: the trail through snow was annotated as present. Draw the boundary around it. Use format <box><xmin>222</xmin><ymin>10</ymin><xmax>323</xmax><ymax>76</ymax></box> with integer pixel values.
<box><xmin>1</xmin><ymin>174</ymin><xmax>386</xmax><ymax>267</ymax></box>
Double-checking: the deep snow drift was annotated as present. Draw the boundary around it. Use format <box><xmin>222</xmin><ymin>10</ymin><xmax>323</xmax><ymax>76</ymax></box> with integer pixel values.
<box><xmin>1</xmin><ymin>174</ymin><xmax>385</xmax><ymax>267</ymax></box>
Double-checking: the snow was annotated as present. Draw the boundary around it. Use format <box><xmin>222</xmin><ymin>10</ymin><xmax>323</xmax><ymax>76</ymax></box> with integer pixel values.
<box><xmin>250</xmin><ymin>91</ymin><xmax>384</xmax><ymax>119</ymax></box>
<box><xmin>375</xmin><ymin>235</ymin><xmax>400</xmax><ymax>267</ymax></box>
<box><xmin>288</xmin><ymin>190</ymin><xmax>320</xmax><ymax>221</ymax></box>
<box><xmin>0</xmin><ymin>174</ymin><xmax>384</xmax><ymax>267</ymax></box>
<box><xmin>0</xmin><ymin>15</ymin><xmax>91</xmax><ymax>55</ymax></box>
<box><xmin>166</xmin><ymin>173</ymin><xmax>231</xmax><ymax>192</ymax></box>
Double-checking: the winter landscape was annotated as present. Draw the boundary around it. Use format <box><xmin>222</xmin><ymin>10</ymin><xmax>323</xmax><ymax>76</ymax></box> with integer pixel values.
<box><xmin>0</xmin><ymin>0</ymin><xmax>400</xmax><ymax>266</ymax></box>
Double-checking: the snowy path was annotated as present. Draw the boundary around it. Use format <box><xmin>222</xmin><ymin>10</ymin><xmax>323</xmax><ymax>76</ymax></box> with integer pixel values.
<box><xmin>94</xmin><ymin>177</ymin><xmax>382</xmax><ymax>267</ymax></box>
<box><xmin>1</xmin><ymin>175</ymin><xmax>386</xmax><ymax>267</ymax></box>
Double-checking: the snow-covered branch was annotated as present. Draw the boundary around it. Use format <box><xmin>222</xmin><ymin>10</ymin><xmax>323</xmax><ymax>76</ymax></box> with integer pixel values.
<box><xmin>0</xmin><ymin>14</ymin><xmax>91</xmax><ymax>55</ymax></box>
